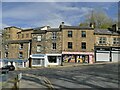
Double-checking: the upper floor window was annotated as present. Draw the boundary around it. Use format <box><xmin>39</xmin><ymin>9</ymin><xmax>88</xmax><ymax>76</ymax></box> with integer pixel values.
<box><xmin>37</xmin><ymin>36</ymin><xmax>41</xmax><ymax>41</ymax></box>
<box><xmin>26</xmin><ymin>33</ymin><xmax>29</xmax><ymax>38</ymax></box>
<box><xmin>81</xmin><ymin>42</ymin><xmax>86</xmax><ymax>49</ymax></box>
<box><xmin>5</xmin><ymin>45</ymin><xmax>8</xmax><ymax>50</ymax></box>
<box><xmin>37</xmin><ymin>45</ymin><xmax>41</xmax><ymax>52</ymax></box>
<box><xmin>68</xmin><ymin>31</ymin><xmax>72</xmax><ymax>37</ymax></box>
<box><xmin>68</xmin><ymin>42</ymin><xmax>72</xmax><ymax>49</ymax></box>
<box><xmin>52</xmin><ymin>32</ymin><xmax>56</xmax><ymax>39</ymax></box>
<box><xmin>52</xmin><ymin>43</ymin><xmax>56</xmax><ymax>49</ymax></box>
<box><xmin>19</xmin><ymin>52</ymin><xmax>23</xmax><ymax>58</ymax></box>
<box><xmin>19</xmin><ymin>44</ymin><xmax>23</xmax><ymax>50</ymax></box>
<box><xmin>99</xmin><ymin>37</ymin><xmax>106</xmax><ymax>44</ymax></box>
<box><xmin>5</xmin><ymin>52</ymin><xmax>8</xmax><ymax>58</ymax></box>
<box><xmin>81</xmin><ymin>31</ymin><xmax>86</xmax><ymax>37</ymax></box>
<box><xmin>113</xmin><ymin>38</ymin><xmax>119</xmax><ymax>45</ymax></box>
<box><xmin>22</xmin><ymin>34</ymin><xmax>24</xmax><ymax>38</ymax></box>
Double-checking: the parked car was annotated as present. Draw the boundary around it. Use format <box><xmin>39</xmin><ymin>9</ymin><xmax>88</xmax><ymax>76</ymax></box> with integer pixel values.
<box><xmin>2</xmin><ymin>65</ymin><xmax>15</xmax><ymax>71</ymax></box>
<box><xmin>0</xmin><ymin>67</ymin><xmax>9</xmax><ymax>74</ymax></box>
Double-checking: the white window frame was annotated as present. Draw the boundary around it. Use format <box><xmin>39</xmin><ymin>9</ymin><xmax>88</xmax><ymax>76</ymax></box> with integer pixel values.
<box><xmin>37</xmin><ymin>36</ymin><xmax>42</xmax><ymax>41</ymax></box>
<box><xmin>99</xmin><ymin>37</ymin><xmax>106</xmax><ymax>44</ymax></box>
<box><xmin>37</xmin><ymin>45</ymin><xmax>41</xmax><ymax>52</ymax></box>
<box><xmin>113</xmin><ymin>38</ymin><xmax>119</xmax><ymax>45</ymax></box>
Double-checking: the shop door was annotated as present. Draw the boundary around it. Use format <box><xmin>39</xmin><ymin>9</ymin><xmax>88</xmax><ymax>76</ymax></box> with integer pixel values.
<box><xmin>96</xmin><ymin>51</ymin><xmax>110</xmax><ymax>62</ymax></box>
<box><xmin>112</xmin><ymin>51</ymin><xmax>120</xmax><ymax>62</ymax></box>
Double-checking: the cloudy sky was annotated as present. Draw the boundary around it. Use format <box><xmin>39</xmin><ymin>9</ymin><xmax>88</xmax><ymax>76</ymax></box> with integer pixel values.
<box><xmin>1</xmin><ymin>0</ymin><xmax>119</xmax><ymax>30</ymax></box>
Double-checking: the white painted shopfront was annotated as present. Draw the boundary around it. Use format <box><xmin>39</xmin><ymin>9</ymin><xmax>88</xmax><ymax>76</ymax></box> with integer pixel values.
<box><xmin>30</xmin><ymin>54</ymin><xmax>62</xmax><ymax>67</ymax></box>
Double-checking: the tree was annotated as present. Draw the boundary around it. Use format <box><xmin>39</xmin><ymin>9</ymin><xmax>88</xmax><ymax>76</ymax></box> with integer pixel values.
<box><xmin>80</xmin><ymin>10</ymin><xmax>116</xmax><ymax>29</ymax></box>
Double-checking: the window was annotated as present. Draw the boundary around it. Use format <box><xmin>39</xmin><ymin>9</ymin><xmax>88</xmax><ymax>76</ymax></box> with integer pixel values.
<box><xmin>37</xmin><ymin>45</ymin><xmax>41</xmax><ymax>52</ymax></box>
<box><xmin>52</xmin><ymin>43</ymin><xmax>56</xmax><ymax>49</ymax></box>
<box><xmin>48</xmin><ymin>56</ymin><xmax>57</xmax><ymax>63</ymax></box>
<box><xmin>81</xmin><ymin>31</ymin><xmax>86</xmax><ymax>37</ymax></box>
<box><xmin>81</xmin><ymin>42</ymin><xmax>86</xmax><ymax>49</ymax></box>
<box><xmin>19</xmin><ymin>52</ymin><xmax>23</xmax><ymax>58</ymax></box>
<box><xmin>99</xmin><ymin>37</ymin><xmax>106</xmax><ymax>44</ymax></box>
<box><xmin>68</xmin><ymin>31</ymin><xmax>72</xmax><ymax>37</ymax></box>
<box><xmin>32</xmin><ymin>59</ymin><xmax>44</xmax><ymax>65</ymax></box>
<box><xmin>18</xmin><ymin>34</ymin><xmax>20</xmax><ymax>38</ymax></box>
<box><xmin>19</xmin><ymin>44</ymin><xmax>23</xmax><ymax>49</ymax></box>
<box><xmin>26</xmin><ymin>33</ymin><xmax>29</xmax><ymax>38</ymax></box>
<box><xmin>18</xmin><ymin>62</ymin><xmax>23</xmax><ymax>67</ymax></box>
<box><xmin>22</xmin><ymin>34</ymin><xmax>24</xmax><ymax>38</ymax></box>
<box><xmin>37</xmin><ymin>36</ymin><xmax>41</xmax><ymax>41</ymax></box>
<box><xmin>52</xmin><ymin>32</ymin><xmax>56</xmax><ymax>39</ymax></box>
<box><xmin>68</xmin><ymin>42</ymin><xmax>72</xmax><ymax>49</ymax></box>
<box><xmin>113</xmin><ymin>38</ymin><xmax>119</xmax><ymax>45</ymax></box>
<box><xmin>5</xmin><ymin>45</ymin><xmax>8</xmax><ymax>50</ymax></box>
<box><xmin>5</xmin><ymin>52</ymin><xmax>8</xmax><ymax>58</ymax></box>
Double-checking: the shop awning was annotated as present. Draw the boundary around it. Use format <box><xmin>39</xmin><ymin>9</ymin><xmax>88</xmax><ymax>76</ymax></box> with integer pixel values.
<box><xmin>30</xmin><ymin>54</ymin><xmax>45</xmax><ymax>58</ymax></box>
<box><xmin>62</xmin><ymin>52</ymin><xmax>94</xmax><ymax>55</ymax></box>
<box><xmin>1</xmin><ymin>59</ymin><xmax>28</xmax><ymax>63</ymax></box>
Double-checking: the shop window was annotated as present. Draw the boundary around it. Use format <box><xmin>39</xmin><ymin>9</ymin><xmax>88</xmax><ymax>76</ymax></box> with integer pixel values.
<box><xmin>113</xmin><ymin>38</ymin><xmax>119</xmax><ymax>45</ymax></box>
<box><xmin>19</xmin><ymin>44</ymin><xmax>23</xmax><ymax>49</ymax></box>
<box><xmin>32</xmin><ymin>59</ymin><xmax>44</xmax><ymax>65</ymax></box>
<box><xmin>52</xmin><ymin>32</ymin><xmax>56</xmax><ymax>39</ymax></box>
<box><xmin>48</xmin><ymin>56</ymin><xmax>57</xmax><ymax>63</ymax></box>
<box><xmin>37</xmin><ymin>36</ymin><xmax>41</xmax><ymax>41</ymax></box>
<box><xmin>81</xmin><ymin>31</ymin><xmax>86</xmax><ymax>37</ymax></box>
<box><xmin>18</xmin><ymin>62</ymin><xmax>23</xmax><ymax>67</ymax></box>
<box><xmin>68</xmin><ymin>42</ymin><xmax>72</xmax><ymax>49</ymax></box>
<box><xmin>37</xmin><ymin>45</ymin><xmax>41</xmax><ymax>52</ymax></box>
<box><xmin>52</xmin><ymin>43</ymin><xmax>56</xmax><ymax>49</ymax></box>
<box><xmin>99</xmin><ymin>37</ymin><xmax>106</xmax><ymax>44</ymax></box>
<box><xmin>68</xmin><ymin>31</ymin><xmax>72</xmax><ymax>37</ymax></box>
<box><xmin>81</xmin><ymin>42</ymin><xmax>86</xmax><ymax>49</ymax></box>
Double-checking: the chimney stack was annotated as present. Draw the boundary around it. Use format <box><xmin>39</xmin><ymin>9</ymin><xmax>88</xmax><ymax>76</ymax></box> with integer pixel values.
<box><xmin>112</xmin><ymin>24</ymin><xmax>117</xmax><ymax>32</ymax></box>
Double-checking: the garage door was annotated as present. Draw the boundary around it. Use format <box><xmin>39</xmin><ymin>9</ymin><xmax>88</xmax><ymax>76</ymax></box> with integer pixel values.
<box><xmin>96</xmin><ymin>51</ymin><xmax>110</xmax><ymax>62</ymax></box>
<box><xmin>112</xmin><ymin>51</ymin><xmax>120</xmax><ymax>62</ymax></box>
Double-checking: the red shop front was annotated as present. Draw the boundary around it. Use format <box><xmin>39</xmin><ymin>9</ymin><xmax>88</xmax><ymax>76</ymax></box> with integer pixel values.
<box><xmin>62</xmin><ymin>52</ymin><xmax>94</xmax><ymax>64</ymax></box>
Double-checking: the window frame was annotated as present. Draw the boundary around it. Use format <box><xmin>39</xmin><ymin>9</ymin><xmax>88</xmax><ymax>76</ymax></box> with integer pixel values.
<box><xmin>99</xmin><ymin>37</ymin><xmax>106</xmax><ymax>44</ymax></box>
<box><xmin>37</xmin><ymin>36</ymin><xmax>42</xmax><ymax>41</ymax></box>
<box><xmin>81</xmin><ymin>31</ymin><xmax>86</xmax><ymax>37</ymax></box>
<box><xmin>81</xmin><ymin>42</ymin><xmax>86</xmax><ymax>50</ymax></box>
<box><xmin>52</xmin><ymin>43</ymin><xmax>56</xmax><ymax>49</ymax></box>
<box><xmin>68</xmin><ymin>42</ymin><xmax>72</xmax><ymax>49</ymax></box>
<box><xmin>68</xmin><ymin>31</ymin><xmax>72</xmax><ymax>37</ymax></box>
<box><xmin>37</xmin><ymin>45</ymin><xmax>41</xmax><ymax>52</ymax></box>
<box><xmin>52</xmin><ymin>32</ymin><xmax>57</xmax><ymax>39</ymax></box>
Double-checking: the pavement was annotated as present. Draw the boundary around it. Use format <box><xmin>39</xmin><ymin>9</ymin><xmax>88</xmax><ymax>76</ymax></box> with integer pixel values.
<box><xmin>1</xmin><ymin>62</ymin><xmax>119</xmax><ymax>89</ymax></box>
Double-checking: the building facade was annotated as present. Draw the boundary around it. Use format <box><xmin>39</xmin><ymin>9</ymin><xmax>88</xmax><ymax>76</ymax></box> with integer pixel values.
<box><xmin>61</xmin><ymin>25</ymin><xmax>95</xmax><ymax>64</ymax></box>
<box><xmin>94</xmin><ymin>27</ymin><xmax>120</xmax><ymax>62</ymax></box>
<box><xmin>2</xmin><ymin>23</ymin><xmax>120</xmax><ymax>68</ymax></box>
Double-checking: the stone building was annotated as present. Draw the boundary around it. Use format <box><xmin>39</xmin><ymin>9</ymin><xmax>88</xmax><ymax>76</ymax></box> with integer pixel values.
<box><xmin>2</xmin><ymin>23</ymin><xmax>119</xmax><ymax>68</ymax></box>
<box><xmin>30</xmin><ymin>26</ymin><xmax>62</xmax><ymax>67</ymax></box>
<box><xmin>94</xmin><ymin>25</ymin><xmax>120</xmax><ymax>62</ymax></box>
<box><xmin>61</xmin><ymin>24</ymin><xmax>95</xmax><ymax>64</ymax></box>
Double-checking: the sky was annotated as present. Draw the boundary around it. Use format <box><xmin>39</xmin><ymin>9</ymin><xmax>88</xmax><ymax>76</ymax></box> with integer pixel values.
<box><xmin>0</xmin><ymin>0</ymin><xmax>119</xmax><ymax>31</ymax></box>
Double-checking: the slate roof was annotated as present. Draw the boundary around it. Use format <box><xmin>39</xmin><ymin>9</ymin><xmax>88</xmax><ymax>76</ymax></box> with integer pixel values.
<box><xmin>94</xmin><ymin>29</ymin><xmax>119</xmax><ymax>35</ymax></box>
<box><xmin>61</xmin><ymin>25</ymin><xmax>93</xmax><ymax>30</ymax></box>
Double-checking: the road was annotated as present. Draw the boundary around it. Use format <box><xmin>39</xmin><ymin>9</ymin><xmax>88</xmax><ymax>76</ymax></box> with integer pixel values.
<box><xmin>8</xmin><ymin>62</ymin><xmax>119</xmax><ymax>89</ymax></box>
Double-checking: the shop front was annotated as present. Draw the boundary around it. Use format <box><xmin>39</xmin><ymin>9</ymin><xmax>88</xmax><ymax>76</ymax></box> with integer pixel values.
<box><xmin>30</xmin><ymin>54</ymin><xmax>47</xmax><ymax>67</ymax></box>
<box><xmin>46</xmin><ymin>54</ymin><xmax>62</xmax><ymax>66</ymax></box>
<box><xmin>62</xmin><ymin>52</ymin><xmax>94</xmax><ymax>64</ymax></box>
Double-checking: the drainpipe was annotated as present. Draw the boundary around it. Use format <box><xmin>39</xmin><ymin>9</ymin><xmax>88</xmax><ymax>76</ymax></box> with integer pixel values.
<box><xmin>28</xmin><ymin>40</ymin><xmax>32</xmax><ymax>68</ymax></box>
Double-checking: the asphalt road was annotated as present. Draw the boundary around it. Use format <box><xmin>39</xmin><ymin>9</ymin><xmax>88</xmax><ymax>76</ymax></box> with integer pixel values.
<box><xmin>8</xmin><ymin>62</ymin><xmax>119</xmax><ymax>89</ymax></box>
